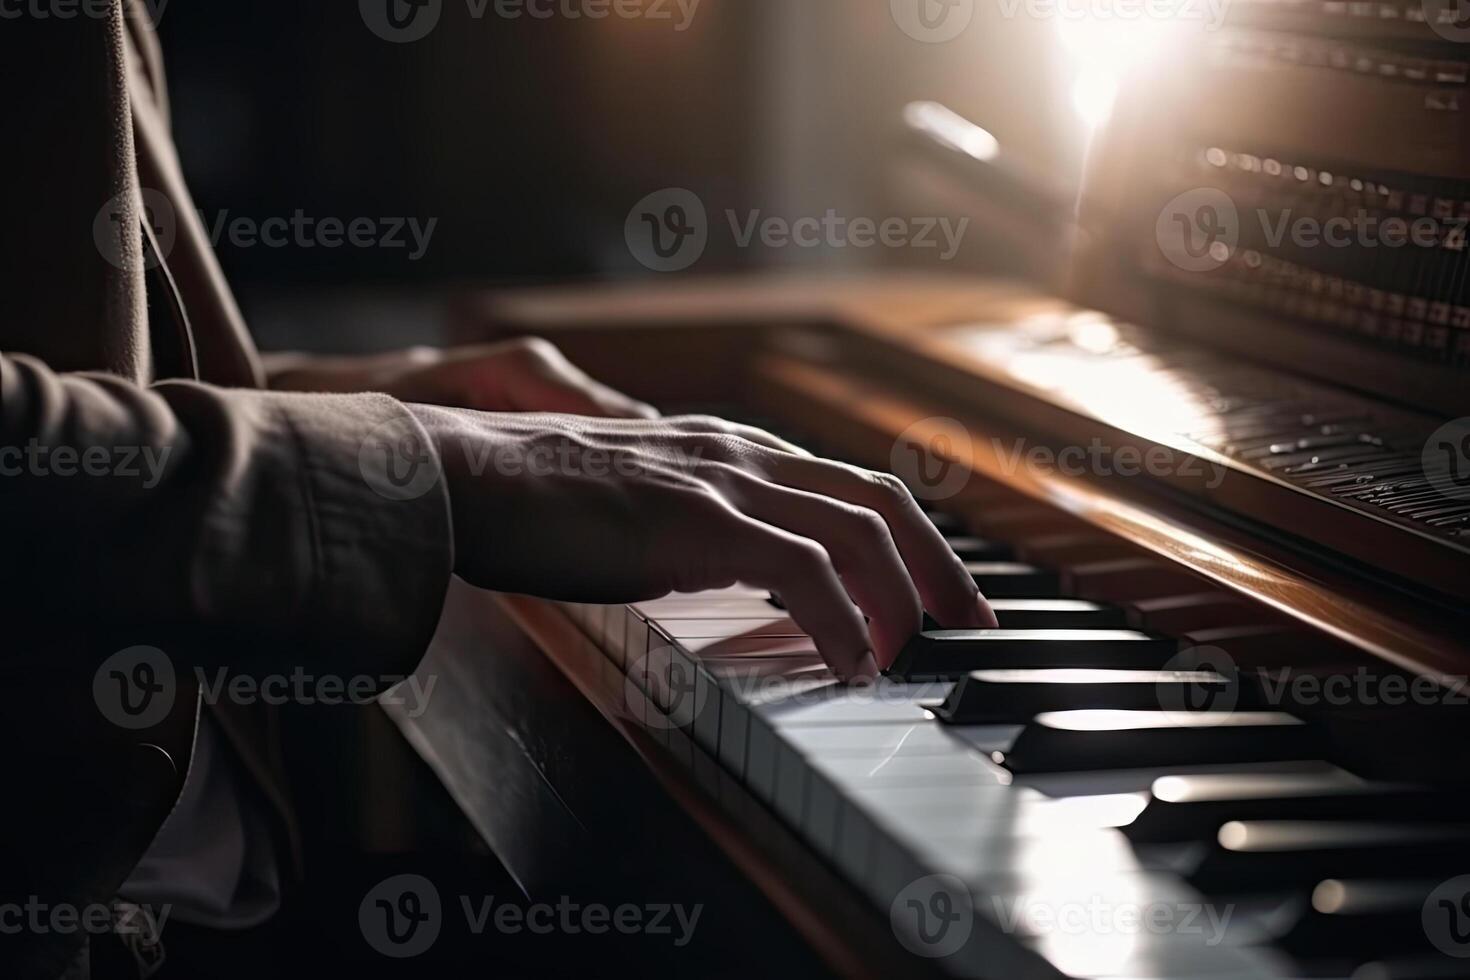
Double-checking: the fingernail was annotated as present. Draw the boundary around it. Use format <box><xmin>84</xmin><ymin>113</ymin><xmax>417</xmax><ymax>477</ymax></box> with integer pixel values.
<box><xmin>849</xmin><ymin>652</ymin><xmax>880</xmax><ymax>683</ymax></box>
<box><xmin>976</xmin><ymin>593</ymin><xmax>999</xmax><ymax>629</ymax></box>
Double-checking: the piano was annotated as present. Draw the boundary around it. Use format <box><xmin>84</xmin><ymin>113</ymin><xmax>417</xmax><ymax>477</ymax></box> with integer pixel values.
<box><xmin>382</xmin><ymin>9</ymin><xmax>1470</xmax><ymax>979</ymax></box>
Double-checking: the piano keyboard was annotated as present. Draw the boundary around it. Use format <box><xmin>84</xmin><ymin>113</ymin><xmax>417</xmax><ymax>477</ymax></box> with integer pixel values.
<box><xmin>556</xmin><ymin>432</ymin><xmax>1470</xmax><ymax>979</ymax></box>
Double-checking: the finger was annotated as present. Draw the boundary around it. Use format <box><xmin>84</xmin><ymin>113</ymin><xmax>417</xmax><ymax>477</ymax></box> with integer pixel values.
<box><xmin>754</xmin><ymin>456</ymin><xmax>996</xmax><ymax>630</ymax></box>
<box><xmin>510</xmin><ymin>340</ymin><xmax>660</xmax><ymax>419</ymax></box>
<box><xmin>518</xmin><ymin>369</ymin><xmax>659</xmax><ymax>420</ymax></box>
<box><xmin>711</xmin><ymin>465</ymin><xmax>920</xmax><ymax>668</ymax></box>
<box><xmin>710</xmin><ymin>508</ymin><xmax>877</xmax><ymax>682</ymax></box>
<box><xmin>667</xmin><ymin>415</ymin><xmax>813</xmax><ymax>457</ymax></box>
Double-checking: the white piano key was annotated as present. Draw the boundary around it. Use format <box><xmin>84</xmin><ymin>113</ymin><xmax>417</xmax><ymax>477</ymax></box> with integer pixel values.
<box><xmin>632</xmin><ymin>589</ymin><xmax>774</xmax><ymax>620</ymax></box>
<box><xmin>662</xmin><ymin>618</ymin><xmax>804</xmax><ymax>640</ymax></box>
<box><xmin>913</xmin><ymin>829</ymin><xmax>1145</xmax><ymax>879</ymax></box>
<box><xmin>1014</xmin><ymin>759</ymin><xmax>1350</xmax><ymax>799</ymax></box>
<box><xmin>804</xmin><ymin>768</ymin><xmax>843</xmax><ymax>862</ymax></box>
<box><xmin>717</xmin><ymin>692</ymin><xmax>749</xmax><ymax>778</ymax></box>
<box><xmin>853</xmin><ymin>786</ymin><xmax>1145</xmax><ymax>838</ymax></box>
<box><xmin>750</xmin><ymin>679</ymin><xmax>952</xmax><ymax>728</ymax></box>
<box><xmin>780</xmin><ymin>719</ymin><xmax>990</xmax><ymax>758</ymax></box>
<box><xmin>620</xmin><ymin>612</ymin><xmax>650</xmax><ymax>671</ymax></box>
<box><xmin>811</xmin><ymin>747</ymin><xmax>1008</xmax><ymax>792</ymax></box>
<box><xmin>745</xmin><ymin>713</ymin><xmax>781</xmax><ymax>803</ymax></box>
<box><xmin>684</xmin><ymin>635</ymin><xmax>821</xmax><ymax>657</ymax></box>
<box><xmin>774</xmin><ymin>740</ymin><xmax>809</xmax><ymax>828</ymax></box>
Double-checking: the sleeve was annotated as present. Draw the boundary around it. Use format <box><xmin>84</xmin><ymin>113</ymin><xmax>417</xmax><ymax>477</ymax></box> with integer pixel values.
<box><xmin>0</xmin><ymin>352</ymin><xmax>454</xmax><ymax>680</ymax></box>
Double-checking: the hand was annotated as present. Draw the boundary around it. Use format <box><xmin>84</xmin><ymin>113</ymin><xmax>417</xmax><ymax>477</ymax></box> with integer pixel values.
<box><xmin>387</xmin><ymin>337</ymin><xmax>659</xmax><ymax>419</ymax></box>
<box><xmin>405</xmin><ymin>409</ymin><xmax>997</xmax><ymax>681</ymax></box>
<box><xmin>266</xmin><ymin>337</ymin><xmax>658</xmax><ymax>419</ymax></box>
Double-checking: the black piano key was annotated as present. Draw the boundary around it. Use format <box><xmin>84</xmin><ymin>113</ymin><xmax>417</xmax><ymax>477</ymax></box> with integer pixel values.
<box><xmin>934</xmin><ymin>668</ymin><xmax>1234</xmax><ymax>724</ymax></box>
<box><xmin>1189</xmin><ymin>821</ymin><xmax>1470</xmax><ymax>892</ymax></box>
<box><xmin>891</xmin><ymin>630</ymin><xmax>1177</xmax><ymax>681</ymax></box>
<box><xmin>1275</xmin><ymin>879</ymin><xmax>1443</xmax><ymax>960</ymax></box>
<box><xmin>921</xmin><ymin>599</ymin><xmax>1126</xmax><ymax>632</ymax></box>
<box><xmin>965</xmin><ymin>562</ymin><xmax>1060</xmax><ymax>597</ymax></box>
<box><xmin>1125</xmin><ymin>773</ymin><xmax>1461</xmax><ymax>843</ymax></box>
<box><xmin>992</xmin><ymin>710</ymin><xmax>1324</xmax><ymax>774</ymax></box>
<box><xmin>1349</xmin><ymin>955</ymin><xmax>1470</xmax><ymax>979</ymax></box>
<box><xmin>925</xmin><ymin>511</ymin><xmax>966</xmax><ymax>535</ymax></box>
<box><xmin>945</xmin><ymin>535</ymin><xmax>1014</xmax><ymax>562</ymax></box>
<box><xmin>990</xmin><ymin>598</ymin><xmax>1126</xmax><ymax>629</ymax></box>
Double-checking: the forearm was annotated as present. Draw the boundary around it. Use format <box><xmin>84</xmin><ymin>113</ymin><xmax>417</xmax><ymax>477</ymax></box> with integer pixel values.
<box><xmin>1</xmin><ymin>352</ymin><xmax>453</xmax><ymax>678</ymax></box>
<box><xmin>261</xmin><ymin>346</ymin><xmax>446</xmax><ymax>395</ymax></box>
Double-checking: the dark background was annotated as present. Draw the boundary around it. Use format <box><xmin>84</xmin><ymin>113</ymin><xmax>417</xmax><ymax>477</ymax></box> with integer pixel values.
<box><xmin>155</xmin><ymin>1</ymin><xmax>1089</xmax><ymax>349</ymax></box>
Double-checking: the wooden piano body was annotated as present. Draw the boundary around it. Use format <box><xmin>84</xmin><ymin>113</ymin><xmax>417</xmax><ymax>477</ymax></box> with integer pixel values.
<box><xmin>381</xmin><ymin>10</ymin><xmax>1470</xmax><ymax>978</ymax></box>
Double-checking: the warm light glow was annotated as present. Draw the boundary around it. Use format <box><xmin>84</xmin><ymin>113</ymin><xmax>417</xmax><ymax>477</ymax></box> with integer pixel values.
<box><xmin>903</xmin><ymin>101</ymin><xmax>1001</xmax><ymax>162</ymax></box>
<box><xmin>1053</xmin><ymin>17</ymin><xmax>1181</xmax><ymax>130</ymax></box>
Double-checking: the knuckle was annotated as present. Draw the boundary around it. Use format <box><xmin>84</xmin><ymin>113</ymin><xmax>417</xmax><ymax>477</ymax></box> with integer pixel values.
<box><xmin>781</xmin><ymin>537</ymin><xmax>832</xmax><ymax>575</ymax></box>
<box><xmin>509</xmin><ymin>336</ymin><xmax>562</xmax><ymax>365</ymax></box>
<box><xmin>672</xmin><ymin>414</ymin><xmax>733</xmax><ymax>434</ymax></box>
<box><xmin>844</xmin><ymin>505</ymin><xmax>892</xmax><ymax>546</ymax></box>
<box><xmin>864</xmin><ymin>471</ymin><xmax>914</xmax><ymax>507</ymax></box>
